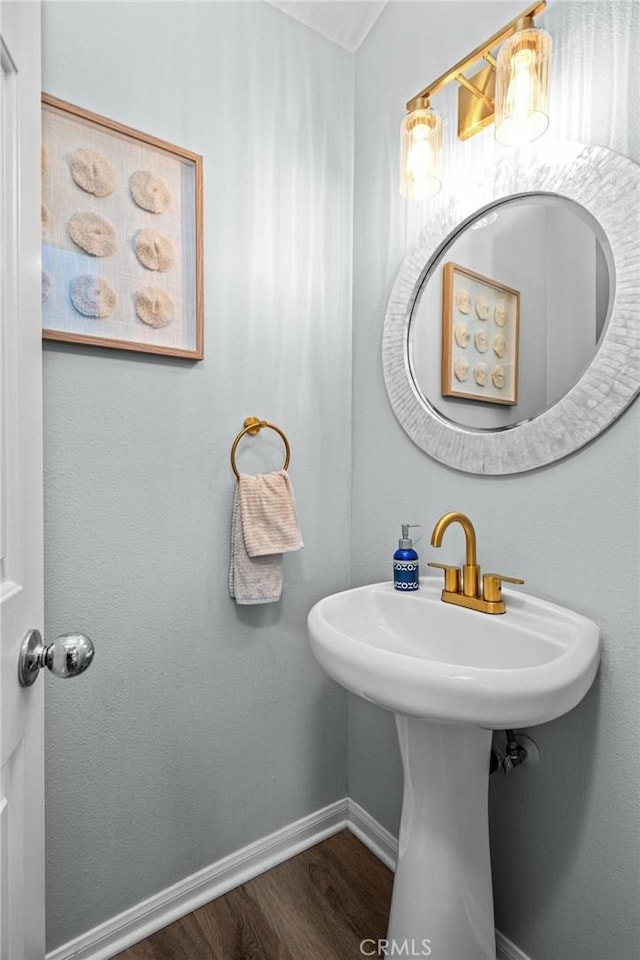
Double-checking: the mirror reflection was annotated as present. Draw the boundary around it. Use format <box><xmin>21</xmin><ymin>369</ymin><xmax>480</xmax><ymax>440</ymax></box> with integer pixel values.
<box><xmin>409</xmin><ymin>194</ymin><xmax>613</xmax><ymax>430</ymax></box>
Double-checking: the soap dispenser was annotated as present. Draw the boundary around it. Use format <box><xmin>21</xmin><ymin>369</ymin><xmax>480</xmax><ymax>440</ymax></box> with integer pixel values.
<box><xmin>393</xmin><ymin>524</ymin><xmax>420</xmax><ymax>591</ymax></box>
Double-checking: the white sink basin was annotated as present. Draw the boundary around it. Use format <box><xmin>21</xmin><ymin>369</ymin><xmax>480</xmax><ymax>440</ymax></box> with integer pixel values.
<box><xmin>308</xmin><ymin>575</ymin><xmax>600</xmax><ymax>728</ymax></box>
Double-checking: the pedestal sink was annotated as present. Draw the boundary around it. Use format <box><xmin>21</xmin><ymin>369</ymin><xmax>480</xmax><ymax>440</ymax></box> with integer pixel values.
<box><xmin>307</xmin><ymin>576</ymin><xmax>600</xmax><ymax>960</ymax></box>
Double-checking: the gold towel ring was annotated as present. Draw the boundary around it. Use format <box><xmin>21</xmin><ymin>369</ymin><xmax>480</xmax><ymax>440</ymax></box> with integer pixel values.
<box><xmin>230</xmin><ymin>417</ymin><xmax>291</xmax><ymax>480</ymax></box>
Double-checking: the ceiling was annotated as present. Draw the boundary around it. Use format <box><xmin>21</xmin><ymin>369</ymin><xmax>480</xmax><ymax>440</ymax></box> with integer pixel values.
<box><xmin>266</xmin><ymin>1</ymin><xmax>387</xmax><ymax>52</ymax></box>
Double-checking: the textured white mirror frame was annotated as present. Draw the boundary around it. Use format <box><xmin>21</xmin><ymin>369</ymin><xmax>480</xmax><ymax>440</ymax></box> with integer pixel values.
<box><xmin>383</xmin><ymin>142</ymin><xmax>640</xmax><ymax>474</ymax></box>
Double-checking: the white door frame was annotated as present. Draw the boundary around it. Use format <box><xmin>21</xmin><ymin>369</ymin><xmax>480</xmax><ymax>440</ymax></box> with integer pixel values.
<box><xmin>0</xmin><ymin>1</ymin><xmax>45</xmax><ymax>958</ymax></box>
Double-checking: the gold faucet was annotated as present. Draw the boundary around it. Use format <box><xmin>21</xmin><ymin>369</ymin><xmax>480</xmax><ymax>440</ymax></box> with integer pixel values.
<box><xmin>428</xmin><ymin>511</ymin><xmax>523</xmax><ymax>614</ymax></box>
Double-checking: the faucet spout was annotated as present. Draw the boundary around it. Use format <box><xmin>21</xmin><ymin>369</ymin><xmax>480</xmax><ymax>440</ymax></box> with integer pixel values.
<box><xmin>430</xmin><ymin>511</ymin><xmax>477</xmax><ymax>567</ymax></box>
<box><xmin>428</xmin><ymin>511</ymin><xmax>524</xmax><ymax>614</ymax></box>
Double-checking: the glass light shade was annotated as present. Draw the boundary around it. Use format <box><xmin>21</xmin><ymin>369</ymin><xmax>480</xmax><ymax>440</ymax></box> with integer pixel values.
<box><xmin>400</xmin><ymin>104</ymin><xmax>443</xmax><ymax>200</ymax></box>
<box><xmin>494</xmin><ymin>26</ymin><xmax>551</xmax><ymax>146</ymax></box>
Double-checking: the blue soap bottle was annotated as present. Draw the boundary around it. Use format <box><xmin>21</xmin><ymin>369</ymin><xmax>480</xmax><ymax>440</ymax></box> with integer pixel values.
<box><xmin>393</xmin><ymin>524</ymin><xmax>420</xmax><ymax>591</ymax></box>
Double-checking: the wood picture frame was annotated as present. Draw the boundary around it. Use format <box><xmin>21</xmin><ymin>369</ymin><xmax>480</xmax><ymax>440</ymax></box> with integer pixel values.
<box><xmin>442</xmin><ymin>262</ymin><xmax>519</xmax><ymax>405</ymax></box>
<box><xmin>41</xmin><ymin>94</ymin><xmax>203</xmax><ymax>359</ymax></box>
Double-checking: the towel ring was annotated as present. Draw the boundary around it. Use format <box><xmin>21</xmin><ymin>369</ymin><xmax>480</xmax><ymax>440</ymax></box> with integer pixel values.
<box><xmin>230</xmin><ymin>417</ymin><xmax>291</xmax><ymax>479</ymax></box>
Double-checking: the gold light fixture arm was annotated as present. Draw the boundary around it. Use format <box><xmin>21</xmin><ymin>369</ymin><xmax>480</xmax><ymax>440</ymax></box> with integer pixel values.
<box><xmin>455</xmin><ymin>73</ymin><xmax>494</xmax><ymax>112</ymax></box>
<box><xmin>406</xmin><ymin>0</ymin><xmax>546</xmax><ymax>111</ymax></box>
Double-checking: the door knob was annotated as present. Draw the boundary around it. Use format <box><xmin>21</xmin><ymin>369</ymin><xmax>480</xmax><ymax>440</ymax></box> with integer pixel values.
<box><xmin>18</xmin><ymin>629</ymin><xmax>95</xmax><ymax>687</ymax></box>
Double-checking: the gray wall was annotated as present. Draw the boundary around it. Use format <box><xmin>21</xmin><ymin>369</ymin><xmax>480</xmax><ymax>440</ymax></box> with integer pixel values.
<box><xmin>42</xmin><ymin>2</ymin><xmax>353</xmax><ymax>951</ymax></box>
<box><xmin>351</xmin><ymin>3</ymin><xmax>639</xmax><ymax>960</ymax></box>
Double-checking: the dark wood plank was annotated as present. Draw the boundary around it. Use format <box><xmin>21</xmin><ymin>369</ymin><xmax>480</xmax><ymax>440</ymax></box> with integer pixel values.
<box><xmin>112</xmin><ymin>831</ymin><xmax>393</xmax><ymax>960</ymax></box>
<box><xmin>230</xmin><ymin>854</ymin><xmax>350</xmax><ymax>959</ymax></box>
<box><xmin>113</xmin><ymin>911</ymin><xmax>214</xmax><ymax>960</ymax></box>
<box><xmin>316</xmin><ymin>831</ymin><xmax>394</xmax><ymax>931</ymax></box>
<box><xmin>193</xmin><ymin>882</ymin><xmax>297</xmax><ymax>960</ymax></box>
<box><xmin>261</xmin><ymin>835</ymin><xmax>390</xmax><ymax>955</ymax></box>
<box><xmin>301</xmin><ymin>831</ymin><xmax>393</xmax><ymax>941</ymax></box>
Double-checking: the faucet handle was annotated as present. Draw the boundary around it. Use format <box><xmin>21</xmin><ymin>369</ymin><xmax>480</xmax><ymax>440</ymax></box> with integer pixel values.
<box><xmin>483</xmin><ymin>573</ymin><xmax>524</xmax><ymax>603</ymax></box>
<box><xmin>428</xmin><ymin>562</ymin><xmax>461</xmax><ymax>594</ymax></box>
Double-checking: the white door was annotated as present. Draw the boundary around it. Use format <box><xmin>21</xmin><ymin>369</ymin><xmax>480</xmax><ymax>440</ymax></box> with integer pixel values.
<box><xmin>0</xmin><ymin>2</ymin><xmax>45</xmax><ymax>958</ymax></box>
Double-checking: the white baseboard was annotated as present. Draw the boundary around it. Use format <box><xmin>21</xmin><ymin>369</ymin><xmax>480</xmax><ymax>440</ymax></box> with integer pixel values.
<box><xmin>46</xmin><ymin>799</ymin><xmax>349</xmax><ymax>960</ymax></box>
<box><xmin>47</xmin><ymin>797</ymin><xmax>531</xmax><ymax>960</ymax></box>
<box><xmin>346</xmin><ymin>797</ymin><xmax>398</xmax><ymax>870</ymax></box>
<box><xmin>496</xmin><ymin>930</ymin><xmax>533</xmax><ymax>960</ymax></box>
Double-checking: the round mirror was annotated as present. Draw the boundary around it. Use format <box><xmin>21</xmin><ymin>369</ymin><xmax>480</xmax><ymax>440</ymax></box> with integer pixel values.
<box><xmin>410</xmin><ymin>195</ymin><xmax>613</xmax><ymax>431</ymax></box>
<box><xmin>383</xmin><ymin>143</ymin><xmax>640</xmax><ymax>474</ymax></box>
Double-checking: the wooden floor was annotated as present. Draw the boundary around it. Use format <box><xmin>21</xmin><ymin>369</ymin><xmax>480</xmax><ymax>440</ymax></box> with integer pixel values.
<box><xmin>113</xmin><ymin>831</ymin><xmax>393</xmax><ymax>960</ymax></box>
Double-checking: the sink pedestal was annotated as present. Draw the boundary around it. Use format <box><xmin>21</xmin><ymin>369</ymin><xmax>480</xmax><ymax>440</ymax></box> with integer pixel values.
<box><xmin>387</xmin><ymin>716</ymin><xmax>495</xmax><ymax>960</ymax></box>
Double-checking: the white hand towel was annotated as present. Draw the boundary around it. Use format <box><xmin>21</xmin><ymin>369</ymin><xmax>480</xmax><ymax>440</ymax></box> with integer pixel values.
<box><xmin>239</xmin><ymin>470</ymin><xmax>303</xmax><ymax>557</ymax></box>
<box><xmin>229</xmin><ymin>470</ymin><xmax>303</xmax><ymax>605</ymax></box>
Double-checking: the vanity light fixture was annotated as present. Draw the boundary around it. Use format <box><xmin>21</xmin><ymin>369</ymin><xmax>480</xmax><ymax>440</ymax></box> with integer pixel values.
<box><xmin>400</xmin><ymin>0</ymin><xmax>551</xmax><ymax>198</ymax></box>
<box><xmin>494</xmin><ymin>12</ymin><xmax>551</xmax><ymax>145</ymax></box>
<box><xmin>399</xmin><ymin>97</ymin><xmax>443</xmax><ymax>200</ymax></box>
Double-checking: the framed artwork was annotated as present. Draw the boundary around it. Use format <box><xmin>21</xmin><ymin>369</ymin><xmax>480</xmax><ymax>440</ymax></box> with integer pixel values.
<box><xmin>442</xmin><ymin>262</ymin><xmax>519</xmax><ymax>405</ymax></box>
<box><xmin>41</xmin><ymin>94</ymin><xmax>203</xmax><ymax>359</ymax></box>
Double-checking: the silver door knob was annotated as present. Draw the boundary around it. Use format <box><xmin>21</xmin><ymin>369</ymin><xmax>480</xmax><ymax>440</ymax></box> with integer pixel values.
<box><xmin>18</xmin><ymin>629</ymin><xmax>95</xmax><ymax>687</ymax></box>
